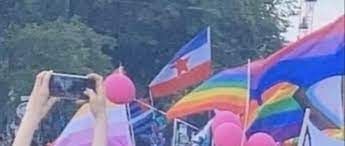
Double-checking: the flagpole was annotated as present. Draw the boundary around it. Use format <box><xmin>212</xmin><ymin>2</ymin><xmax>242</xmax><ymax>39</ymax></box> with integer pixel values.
<box><xmin>149</xmin><ymin>90</ymin><xmax>155</xmax><ymax>107</ymax></box>
<box><xmin>341</xmin><ymin>76</ymin><xmax>345</xmax><ymax>119</ymax></box>
<box><xmin>172</xmin><ymin>119</ymin><xmax>178</xmax><ymax>146</ymax></box>
<box><xmin>126</xmin><ymin>104</ymin><xmax>136</xmax><ymax>146</ymax></box>
<box><xmin>297</xmin><ymin>108</ymin><xmax>311</xmax><ymax>146</ymax></box>
<box><xmin>240</xmin><ymin>59</ymin><xmax>251</xmax><ymax>146</ymax></box>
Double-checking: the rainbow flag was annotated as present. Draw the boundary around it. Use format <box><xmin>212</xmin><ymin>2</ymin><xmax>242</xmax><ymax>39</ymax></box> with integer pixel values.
<box><xmin>246</xmin><ymin>80</ymin><xmax>342</xmax><ymax>142</ymax></box>
<box><xmin>166</xmin><ymin>60</ymin><xmax>264</xmax><ymax>119</ymax></box>
<box><xmin>246</xmin><ymin>83</ymin><xmax>304</xmax><ymax>142</ymax></box>
<box><xmin>167</xmin><ymin>15</ymin><xmax>344</xmax><ymax>119</ymax></box>
<box><xmin>251</xmin><ymin>15</ymin><xmax>344</xmax><ymax>102</ymax></box>
<box><xmin>54</xmin><ymin>102</ymin><xmax>132</xmax><ymax>146</ymax></box>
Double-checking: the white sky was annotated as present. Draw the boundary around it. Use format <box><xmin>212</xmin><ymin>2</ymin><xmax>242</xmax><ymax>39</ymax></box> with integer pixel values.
<box><xmin>284</xmin><ymin>0</ymin><xmax>344</xmax><ymax>41</ymax></box>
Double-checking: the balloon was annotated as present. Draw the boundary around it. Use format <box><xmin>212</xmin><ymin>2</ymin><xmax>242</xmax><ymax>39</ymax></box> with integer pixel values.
<box><xmin>104</xmin><ymin>69</ymin><xmax>135</xmax><ymax>104</ymax></box>
<box><xmin>212</xmin><ymin>110</ymin><xmax>242</xmax><ymax>131</ymax></box>
<box><xmin>246</xmin><ymin>132</ymin><xmax>276</xmax><ymax>146</ymax></box>
<box><xmin>214</xmin><ymin>123</ymin><xmax>244</xmax><ymax>146</ymax></box>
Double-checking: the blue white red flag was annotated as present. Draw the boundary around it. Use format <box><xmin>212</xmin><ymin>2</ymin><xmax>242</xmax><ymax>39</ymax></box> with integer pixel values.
<box><xmin>149</xmin><ymin>27</ymin><xmax>212</xmax><ymax>97</ymax></box>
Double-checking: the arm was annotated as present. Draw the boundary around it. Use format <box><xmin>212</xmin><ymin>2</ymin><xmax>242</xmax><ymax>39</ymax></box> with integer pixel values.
<box><xmin>85</xmin><ymin>73</ymin><xmax>107</xmax><ymax>146</ymax></box>
<box><xmin>92</xmin><ymin>113</ymin><xmax>107</xmax><ymax>146</ymax></box>
<box><xmin>12</xmin><ymin>71</ymin><xmax>58</xmax><ymax>146</ymax></box>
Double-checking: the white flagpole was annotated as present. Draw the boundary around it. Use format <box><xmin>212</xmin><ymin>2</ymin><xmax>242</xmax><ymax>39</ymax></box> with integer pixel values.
<box><xmin>297</xmin><ymin>108</ymin><xmax>311</xmax><ymax>146</ymax></box>
<box><xmin>126</xmin><ymin>104</ymin><xmax>136</xmax><ymax>146</ymax></box>
<box><xmin>240</xmin><ymin>59</ymin><xmax>251</xmax><ymax>146</ymax></box>
<box><xmin>149</xmin><ymin>90</ymin><xmax>155</xmax><ymax>107</ymax></box>
<box><xmin>341</xmin><ymin>76</ymin><xmax>344</xmax><ymax>119</ymax></box>
<box><xmin>172</xmin><ymin>119</ymin><xmax>178</xmax><ymax>146</ymax></box>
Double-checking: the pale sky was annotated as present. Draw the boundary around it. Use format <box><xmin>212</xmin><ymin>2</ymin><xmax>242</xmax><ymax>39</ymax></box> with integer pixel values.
<box><xmin>284</xmin><ymin>0</ymin><xmax>344</xmax><ymax>41</ymax></box>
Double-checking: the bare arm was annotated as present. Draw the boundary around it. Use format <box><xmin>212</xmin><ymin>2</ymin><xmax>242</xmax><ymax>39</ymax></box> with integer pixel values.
<box><xmin>12</xmin><ymin>71</ymin><xmax>58</xmax><ymax>146</ymax></box>
<box><xmin>85</xmin><ymin>73</ymin><xmax>107</xmax><ymax>146</ymax></box>
<box><xmin>92</xmin><ymin>114</ymin><xmax>107</xmax><ymax>146</ymax></box>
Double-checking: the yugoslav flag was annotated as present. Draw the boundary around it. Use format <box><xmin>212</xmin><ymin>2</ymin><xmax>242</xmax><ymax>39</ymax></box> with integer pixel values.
<box><xmin>54</xmin><ymin>102</ymin><xmax>132</xmax><ymax>146</ymax></box>
<box><xmin>149</xmin><ymin>27</ymin><xmax>212</xmax><ymax>97</ymax></box>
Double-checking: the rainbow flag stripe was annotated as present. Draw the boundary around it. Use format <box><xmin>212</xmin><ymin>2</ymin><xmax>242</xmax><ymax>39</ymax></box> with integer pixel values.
<box><xmin>166</xmin><ymin>65</ymin><xmax>248</xmax><ymax>119</ymax></box>
<box><xmin>323</xmin><ymin>128</ymin><xmax>345</xmax><ymax>140</ymax></box>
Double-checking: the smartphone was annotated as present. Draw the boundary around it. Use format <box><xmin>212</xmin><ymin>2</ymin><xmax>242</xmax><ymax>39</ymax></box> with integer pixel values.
<box><xmin>49</xmin><ymin>73</ymin><xmax>95</xmax><ymax>100</ymax></box>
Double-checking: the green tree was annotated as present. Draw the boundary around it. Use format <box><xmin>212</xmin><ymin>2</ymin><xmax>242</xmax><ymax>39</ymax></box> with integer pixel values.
<box><xmin>0</xmin><ymin>17</ymin><xmax>116</xmax><ymax>143</ymax></box>
<box><xmin>66</xmin><ymin>0</ymin><xmax>297</xmax><ymax>88</ymax></box>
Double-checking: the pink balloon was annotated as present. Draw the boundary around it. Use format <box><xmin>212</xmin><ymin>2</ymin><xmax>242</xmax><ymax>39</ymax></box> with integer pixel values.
<box><xmin>214</xmin><ymin>123</ymin><xmax>244</xmax><ymax>146</ymax></box>
<box><xmin>246</xmin><ymin>132</ymin><xmax>276</xmax><ymax>146</ymax></box>
<box><xmin>212</xmin><ymin>110</ymin><xmax>242</xmax><ymax>131</ymax></box>
<box><xmin>104</xmin><ymin>72</ymin><xmax>135</xmax><ymax>104</ymax></box>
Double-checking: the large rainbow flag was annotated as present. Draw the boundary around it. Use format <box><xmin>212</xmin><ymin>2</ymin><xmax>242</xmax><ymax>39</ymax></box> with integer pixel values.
<box><xmin>54</xmin><ymin>102</ymin><xmax>132</xmax><ymax>146</ymax></box>
<box><xmin>167</xmin><ymin>15</ymin><xmax>344</xmax><ymax>119</ymax></box>
<box><xmin>166</xmin><ymin>60</ymin><xmax>264</xmax><ymax>119</ymax></box>
<box><xmin>251</xmin><ymin>15</ymin><xmax>345</xmax><ymax>102</ymax></box>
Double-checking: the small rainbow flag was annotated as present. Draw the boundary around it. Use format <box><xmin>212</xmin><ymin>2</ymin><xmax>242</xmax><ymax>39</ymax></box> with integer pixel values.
<box><xmin>246</xmin><ymin>83</ymin><xmax>304</xmax><ymax>142</ymax></box>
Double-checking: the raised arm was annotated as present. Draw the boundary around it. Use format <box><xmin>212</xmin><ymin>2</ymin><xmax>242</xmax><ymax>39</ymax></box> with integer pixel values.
<box><xmin>12</xmin><ymin>71</ymin><xmax>58</xmax><ymax>146</ymax></box>
<box><xmin>85</xmin><ymin>73</ymin><xmax>107</xmax><ymax>146</ymax></box>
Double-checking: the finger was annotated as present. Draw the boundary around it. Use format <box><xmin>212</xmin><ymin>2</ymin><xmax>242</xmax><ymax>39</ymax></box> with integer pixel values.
<box><xmin>33</xmin><ymin>71</ymin><xmax>46</xmax><ymax>89</ymax></box>
<box><xmin>42</xmin><ymin>70</ymin><xmax>53</xmax><ymax>89</ymax></box>
<box><xmin>75</xmin><ymin>99</ymin><xmax>88</xmax><ymax>105</ymax></box>
<box><xmin>87</xmin><ymin>73</ymin><xmax>103</xmax><ymax>85</ymax></box>
<box><xmin>87</xmin><ymin>73</ymin><xmax>104</xmax><ymax>93</ymax></box>
<box><xmin>47</xmin><ymin>97</ymin><xmax>59</xmax><ymax>108</ymax></box>
<box><xmin>84</xmin><ymin>88</ymin><xmax>97</xmax><ymax>100</ymax></box>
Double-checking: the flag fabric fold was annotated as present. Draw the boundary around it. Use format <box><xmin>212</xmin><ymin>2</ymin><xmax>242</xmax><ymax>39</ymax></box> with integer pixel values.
<box><xmin>246</xmin><ymin>83</ymin><xmax>304</xmax><ymax>142</ymax></box>
<box><xmin>251</xmin><ymin>15</ymin><xmax>345</xmax><ymax>102</ymax></box>
<box><xmin>297</xmin><ymin>109</ymin><xmax>344</xmax><ymax>146</ymax></box>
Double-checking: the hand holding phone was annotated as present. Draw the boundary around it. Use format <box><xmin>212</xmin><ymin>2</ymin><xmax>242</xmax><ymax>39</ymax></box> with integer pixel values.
<box><xmin>49</xmin><ymin>73</ymin><xmax>96</xmax><ymax>100</ymax></box>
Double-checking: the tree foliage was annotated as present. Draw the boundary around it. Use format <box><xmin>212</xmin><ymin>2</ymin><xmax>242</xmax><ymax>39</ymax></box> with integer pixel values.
<box><xmin>0</xmin><ymin>17</ymin><xmax>116</xmax><ymax>142</ymax></box>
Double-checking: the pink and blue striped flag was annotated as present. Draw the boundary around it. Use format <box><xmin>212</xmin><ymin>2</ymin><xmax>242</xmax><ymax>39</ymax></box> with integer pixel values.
<box><xmin>54</xmin><ymin>102</ymin><xmax>132</xmax><ymax>146</ymax></box>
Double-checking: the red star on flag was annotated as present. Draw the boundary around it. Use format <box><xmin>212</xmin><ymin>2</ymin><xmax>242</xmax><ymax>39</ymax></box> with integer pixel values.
<box><xmin>171</xmin><ymin>58</ymin><xmax>189</xmax><ymax>76</ymax></box>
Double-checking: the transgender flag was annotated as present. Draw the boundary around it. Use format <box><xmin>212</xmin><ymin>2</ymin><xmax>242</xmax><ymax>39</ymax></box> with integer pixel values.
<box><xmin>149</xmin><ymin>27</ymin><xmax>212</xmax><ymax>97</ymax></box>
<box><xmin>54</xmin><ymin>102</ymin><xmax>132</xmax><ymax>146</ymax></box>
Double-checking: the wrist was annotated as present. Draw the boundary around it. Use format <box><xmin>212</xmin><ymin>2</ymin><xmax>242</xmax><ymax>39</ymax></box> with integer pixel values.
<box><xmin>21</xmin><ymin>113</ymin><xmax>41</xmax><ymax>130</ymax></box>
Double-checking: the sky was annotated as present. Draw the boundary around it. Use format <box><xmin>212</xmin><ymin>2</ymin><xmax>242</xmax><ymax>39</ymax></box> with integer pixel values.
<box><xmin>284</xmin><ymin>0</ymin><xmax>344</xmax><ymax>41</ymax></box>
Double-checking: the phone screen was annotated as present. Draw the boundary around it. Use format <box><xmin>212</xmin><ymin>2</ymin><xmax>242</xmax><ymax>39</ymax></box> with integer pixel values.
<box><xmin>49</xmin><ymin>73</ymin><xmax>95</xmax><ymax>100</ymax></box>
